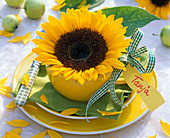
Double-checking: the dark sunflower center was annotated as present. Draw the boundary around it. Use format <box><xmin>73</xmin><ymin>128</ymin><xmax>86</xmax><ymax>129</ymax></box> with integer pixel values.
<box><xmin>150</xmin><ymin>0</ymin><xmax>170</xmax><ymax>6</ymax></box>
<box><xmin>69</xmin><ymin>41</ymin><xmax>91</xmax><ymax>60</ymax></box>
<box><xmin>54</xmin><ymin>28</ymin><xmax>108</xmax><ymax>71</ymax></box>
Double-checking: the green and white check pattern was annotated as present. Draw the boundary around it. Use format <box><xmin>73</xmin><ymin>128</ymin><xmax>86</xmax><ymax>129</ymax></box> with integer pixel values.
<box><xmin>15</xmin><ymin>61</ymin><xmax>41</xmax><ymax>106</ymax></box>
<box><xmin>85</xmin><ymin>28</ymin><xmax>156</xmax><ymax>120</ymax></box>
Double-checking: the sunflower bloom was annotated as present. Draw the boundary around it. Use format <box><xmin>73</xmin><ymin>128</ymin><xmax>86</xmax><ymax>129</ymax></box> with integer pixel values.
<box><xmin>32</xmin><ymin>9</ymin><xmax>132</xmax><ymax>85</ymax></box>
<box><xmin>136</xmin><ymin>0</ymin><xmax>170</xmax><ymax>20</ymax></box>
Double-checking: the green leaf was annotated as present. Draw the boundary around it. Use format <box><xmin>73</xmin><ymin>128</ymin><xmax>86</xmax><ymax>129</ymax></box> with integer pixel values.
<box><xmin>101</xmin><ymin>6</ymin><xmax>161</xmax><ymax>36</ymax></box>
<box><xmin>60</xmin><ymin>0</ymin><xmax>105</xmax><ymax>12</ymax></box>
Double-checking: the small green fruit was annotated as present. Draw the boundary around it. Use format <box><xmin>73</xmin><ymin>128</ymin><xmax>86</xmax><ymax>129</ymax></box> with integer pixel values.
<box><xmin>160</xmin><ymin>25</ymin><xmax>170</xmax><ymax>47</ymax></box>
<box><xmin>24</xmin><ymin>0</ymin><xmax>45</xmax><ymax>19</ymax></box>
<box><xmin>2</xmin><ymin>15</ymin><xmax>19</xmax><ymax>32</ymax></box>
<box><xmin>5</xmin><ymin>0</ymin><xmax>24</xmax><ymax>7</ymax></box>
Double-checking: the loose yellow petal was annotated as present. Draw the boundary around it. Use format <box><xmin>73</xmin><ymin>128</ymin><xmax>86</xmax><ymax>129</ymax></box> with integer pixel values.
<box><xmin>147</xmin><ymin>134</ymin><xmax>158</xmax><ymax>138</ymax></box>
<box><xmin>40</xmin><ymin>94</ymin><xmax>48</xmax><ymax>104</ymax></box>
<box><xmin>0</xmin><ymin>30</ymin><xmax>14</xmax><ymax>37</ymax></box>
<box><xmin>47</xmin><ymin>129</ymin><xmax>63</xmax><ymax>138</ymax></box>
<box><xmin>21</xmin><ymin>73</ymin><xmax>29</xmax><ymax>88</ymax></box>
<box><xmin>5</xmin><ymin>132</ymin><xmax>21</xmax><ymax>138</ymax></box>
<box><xmin>77</xmin><ymin>0</ymin><xmax>86</xmax><ymax>8</ymax></box>
<box><xmin>160</xmin><ymin>119</ymin><xmax>170</xmax><ymax>136</ymax></box>
<box><xmin>0</xmin><ymin>86</ymin><xmax>12</xmax><ymax>93</ymax></box>
<box><xmin>60</xmin><ymin>108</ymin><xmax>80</xmax><ymax>116</ymax></box>
<box><xmin>52</xmin><ymin>3</ymin><xmax>66</xmax><ymax>11</ymax></box>
<box><xmin>31</xmin><ymin>130</ymin><xmax>47</xmax><ymax>138</ymax></box>
<box><xmin>48</xmin><ymin>121</ymin><xmax>72</xmax><ymax>126</ymax></box>
<box><xmin>23</xmin><ymin>32</ymin><xmax>31</xmax><ymax>45</ymax></box>
<box><xmin>97</xmin><ymin>109</ymin><xmax>123</xmax><ymax>116</ymax></box>
<box><xmin>15</xmin><ymin>14</ymin><xmax>21</xmax><ymax>25</ymax></box>
<box><xmin>6</xmin><ymin>100</ymin><xmax>16</xmax><ymax>109</ymax></box>
<box><xmin>5</xmin><ymin>119</ymin><xmax>30</xmax><ymax>127</ymax></box>
<box><xmin>106</xmin><ymin>137</ymin><xmax>121</xmax><ymax>138</ymax></box>
<box><xmin>0</xmin><ymin>87</ymin><xmax>12</xmax><ymax>98</ymax></box>
<box><xmin>0</xmin><ymin>76</ymin><xmax>8</xmax><ymax>85</ymax></box>
<box><xmin>8</xmin><ymin>36</ymin><xmax>24</xmax><ymax>43</ymax></box>
<box><xmin>10</xmin><ymin>128</ymin><xmax>23</xmax><ymax>134</ymax></box>
<box><xmin>23</xmin><ymin>104</ymin><xmax>38</xmax><ymax>111</ymax></box>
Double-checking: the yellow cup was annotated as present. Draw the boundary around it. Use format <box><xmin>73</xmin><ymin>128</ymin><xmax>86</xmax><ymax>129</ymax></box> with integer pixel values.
<box><xmin>46</xmin><ymin>67</ymin><xmax>111</xmax><ymax>102</ymax></box>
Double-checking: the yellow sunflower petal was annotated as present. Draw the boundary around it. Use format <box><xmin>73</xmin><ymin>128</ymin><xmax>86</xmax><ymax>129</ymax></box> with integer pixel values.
<box><xmin>5</xmin><ymin>132</ymin><xmax>21</xmax><ymax>138</ymax></box>
<box><xmin>0</xmin><ymin>76</ymin><xmax>8</xmax><ymax>86</ymax></box>
<box><xmin>73</xmin><ymin>70</ymin><xmax>82</xmax><ymax>80</ymax></box>
<box><xmin>78</xmin><ymin>75</ymin><xmax>85</xmax><ymax>85</ymax></box>
<box><xmin>6</xmin><ymin>100</ymin><xmax>16</xmax><ymax>109</ymax></box>
<box><xmin>23</xmin><ymin>104</ymin><xmax>38</xmax><ymax>111</ymax></box>
<box><xmin>48</xmin><ymin>121</ymin><xmax>72</xmax><ymax>126</ymax></box>
<box><xmin>21</xmin><ymin>73</ymin><xmax>29</xmax><ymax>88</ymax></box>
<box><xmin>8</xmin><ymin>35</ymin><xmax>25</xmax><ymax>43</ymax></box>
<box><xmin>15</xmin><ymin>14</ymin><xmax>21</xmax><ymax>25</ymax></box>
<box><xmin>42</xmin><ymin>59</ymin><xmax>63</xmax><ymax>66</ymax></box>
<box><xmin>32</xmin><ymin>38</ymin><xmax>55</xmax><ymax>48</ymax></box>
<box><xmin>97</xmin><ymin>109</ymin><xmax>123</xmax><ymax>116</ymax></box>
<box><xmin>77</xmin><ymin>0</ymin><xmax>86</xmax><ymax>8</ymax></box>
<box><xmin>31</xmin><ymin>130</ymin><xmax>47</xmax><ymax>138</ymax></box>
<box><xmin>147</xmin><ymin>134</ymin><xmax>158</xmax><ymax>138</ymax></box>
<box><xmin>160</xmin><ymin>119</ymin><xmax>170</xmax><ymax>136</ymax></box>
<box><xmin>92</xmin><ymin>69</ymin><xmax>98</xmax><ymax>81</ymax></box>
<box><xmin>52</xmin><ymin>3</ymin><xmax>66</xmax><ymax>11</ymax></box>
<box><xmin>23</xmin><ymin>32</ymin><xmax>31</xmax><ymax>45</ymax></box>
<box><xmin>0</xmin><ymin>86</ymin><xmax>12</xmax><ymax>98</ymax></box>
<box><xmin>32</xmin><ymin>47</ymin><xmax>44</xmax><ymax>55</ymax></box>
<box><xmin>79</xmin><ymin>4</ymin><xmax>90</xmax><ymax>12</ymax></box>
<box><xmin>47</xmin><ymin>129</ymin><xmax>63</xmax><ymax>138</ymax></box>
<box><xmin>82</xmin><ymin>71</ymin><xmax>91</xmax><ymax>81</ymax></box>
<box><xmin>0</xmin><ymin>30</ymin><xmax>14</xmax><ymax>37</ymax></box>
<box><xmin>10</xmin><ymin>128</ymin><xmax>23</xmax><ymax>134</ymax></box>
<box><xmin>56</xmin><ymin>0</ymin><xmax>65</xmax><ymax>5</ymax></box>
<box><xmin>5</xmin><ymin>119</ymin><xmax>30</xmax><ymax>127</ymax></box>
<box><xmin>60</xmin><ymin>108</ymin><xmax>80</xmax><ymax>116</ymax></box>
<box><xmin>40</xmin><ymin>94</ymin><xmax>48</xmax><ymax>104</ymax></box>
<box><xmin>0</xmin><ymin>86</ymin><xmax>12</xmax><ymax>92</ymax></box>
<box><xmin>63</xmin><ymin>69</ymin><xmax>75</xmax><ymax>80</ymax></box>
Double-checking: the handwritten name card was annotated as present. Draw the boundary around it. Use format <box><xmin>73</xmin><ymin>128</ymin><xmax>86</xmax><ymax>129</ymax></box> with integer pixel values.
<box><xmin>123</xmin><ymin>65</ymin><xmax>165</xmax><ymax>112</ymax></box>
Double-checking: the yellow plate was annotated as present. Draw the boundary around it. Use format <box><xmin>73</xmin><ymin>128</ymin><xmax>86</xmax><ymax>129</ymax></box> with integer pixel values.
<box><xmin>12</xmin><ymin>52</ymin><xmax>157</xmax><ymax>135</ymax></box>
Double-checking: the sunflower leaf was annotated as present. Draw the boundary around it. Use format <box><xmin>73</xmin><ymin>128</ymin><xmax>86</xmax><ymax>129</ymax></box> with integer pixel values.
<box><xmin>101</xmin><ymin>6</ymin><xmax>161</xmax><ymax>36</ymax></box>
<box><xmin>60</xmin><ymin>0</ymin><xmax>105</xmax><ymax>12</ymax></box>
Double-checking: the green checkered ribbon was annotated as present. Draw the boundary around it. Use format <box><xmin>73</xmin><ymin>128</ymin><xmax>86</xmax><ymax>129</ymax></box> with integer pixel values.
<box><xmin>15</xmin><ymin>61</ymin><xmax>41</xmax><ymax>106</ymax></box>
<box><xmin>85</xmin><ymin>28</ymin><xmax>155</xmax><ymax>120</ymax></box>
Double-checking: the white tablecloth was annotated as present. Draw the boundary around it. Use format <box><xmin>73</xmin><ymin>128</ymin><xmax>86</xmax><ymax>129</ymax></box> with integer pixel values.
<box><xmin>0</xmin><ymin>0</ymin><xmax>170</xmax><ymax>137</ymax></box>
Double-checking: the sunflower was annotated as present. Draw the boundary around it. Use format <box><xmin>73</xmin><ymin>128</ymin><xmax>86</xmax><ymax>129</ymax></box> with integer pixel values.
<box><xmin>136</xmin><ymin>0</ymin><xmax>170</xmax><ymax>20</ymax></box>
<box><xmin>32</xmin><ymin>8</ymin><xmax>132</xmax><ymax>85</ymax></box>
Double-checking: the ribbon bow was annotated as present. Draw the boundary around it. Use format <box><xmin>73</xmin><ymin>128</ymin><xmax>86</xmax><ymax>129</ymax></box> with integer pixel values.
<box><xmin>85</xmin><ymin>28</ymin><xmax>155</xmax><ymax>120</ymax></box>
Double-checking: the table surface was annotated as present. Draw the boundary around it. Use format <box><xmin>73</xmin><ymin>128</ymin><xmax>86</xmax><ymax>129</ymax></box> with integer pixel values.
<box><xmin>0</xmin><ymin>0</ymin><xmax>170</xmax><ymax>138</ymax></box>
